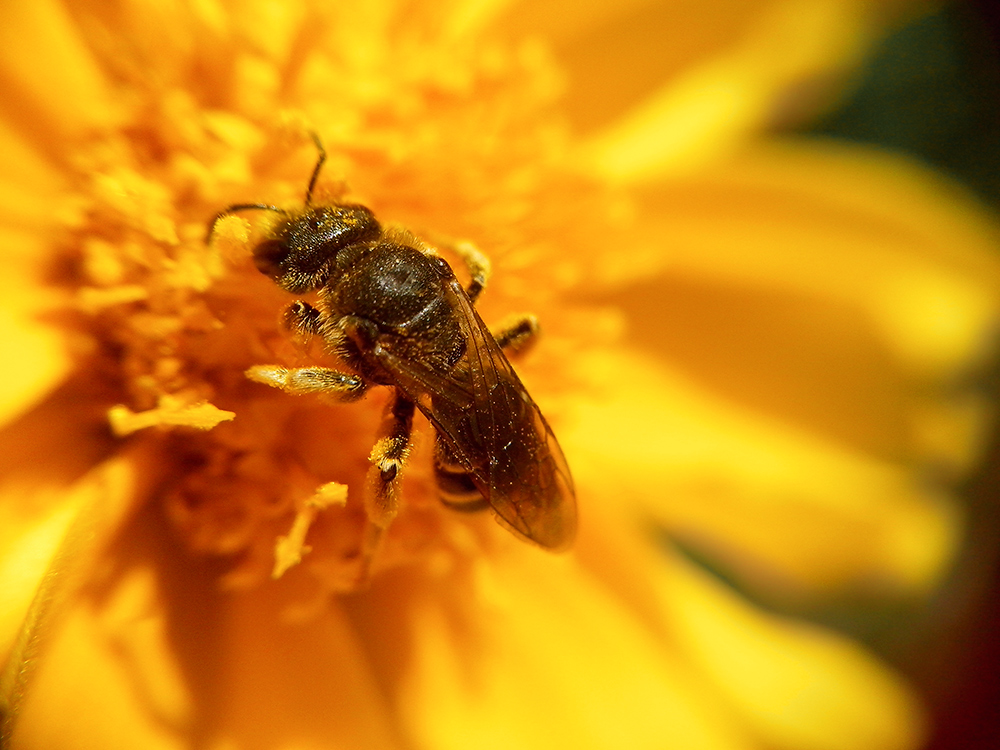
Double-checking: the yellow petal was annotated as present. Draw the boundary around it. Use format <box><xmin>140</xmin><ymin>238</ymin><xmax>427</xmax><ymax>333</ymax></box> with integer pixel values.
<box><xmin>1</xmin><ymin>450</ymin><xmax>149</xmax><ymax>739</ymax></box>
<box><xmin>0</xmin><ymin>0</ymin><xmax>117</xmax><ymax>141</ymax></box>
<box><xmin>501</xmin><ymin>0</ymin><xmax>917</xmax><ymax>141</ymax></box>
<box><xmin>0</xmin><ymin>226</ymin><xmax>75</xmax><ymax>429</ymax></box>
<box><xmin>5</xmin><ymin>470</ymin><xmax>402</xmax><ymax>749</ymax></box>
<box><xmin>8</xmin><ymin>570</ymin><xmax>190</xmax><ymax>750</ymax></box>
<box><xmin>216</xmin><ymin>590</ymin><xmax>404</xmax><ymax>750</ymax></box>
<box><xmin>354</xmin><ymin>550</ymin><xmax>753</xmax><ymax>750</ymax></box>
<box><xmin>573</xmin><ymin>0</ymin><xmax>917</xmax><ymax>179</ymax></box>
<box><xmin>658</xmin><ymin>554</ymin><xmax>926</xmax><ymax>750</ymax></box>
<box><xmin>0</xmin><ymin>119</ymin><xmax>68</xmax><ymax>226</ymax></box>
<box><xmin>586</xmin><ymin>139</ymin><xmax>1000</xmax><ymax>470</ymax></box>
<box><xmin>620</xmin><ymin>140</ymin><xmax>1000</xmax><ymax>378</ymax></box>
<box><xmin>15</xmin><ymin>564</ymin><xmax>406</xmax><ymax>749</ymax></box>
<box><xmin>0</xmin><ymin>307</ymin><xmax>71</xmax><ymax>430</ymax></box>
<box><xmin>564</xmin><ymin>347</ymin><xmax>961</xmax><ymax>597</ymax></box>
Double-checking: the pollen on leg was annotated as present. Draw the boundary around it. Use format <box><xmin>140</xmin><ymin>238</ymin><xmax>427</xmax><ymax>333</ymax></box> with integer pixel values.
<box><xmin>246</xmin><ymin>365</ymin><xmax>367</xmax><ymax>399</ymax></box>
<box><xmin>246</xmin><ymin>365</ymin><xmax>292</xmax><ymax>388</ymax></box>
<box><xmin>366</xmin><ymin>437</ymin><xmax>408</xmax><ymax>527</ymax></box>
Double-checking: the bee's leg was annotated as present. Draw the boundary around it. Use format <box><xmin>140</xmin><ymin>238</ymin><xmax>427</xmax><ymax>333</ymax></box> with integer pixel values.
<box><xmin>358</xmin><ymin>391</ymin><xmax>416</xmax><ymax>578</ymax></box>
<box><xmin>283</xmin><ymin>300</ymin><xmax>322</xmax><ymax>337</ymax></box>
<box><xmin>491</xmin><ymin>313</ymin><xmax>540</xmax><ymax>357</ymax></box>
<box><xmin>365</xmin><ymin>391</ymin><xmax>416</xmax><ymax>526</ymax></box>
<box><xmin>249</xmin><ymin>305</ymin><xmax>365</xmax><ymax>397</ymax></box>
<box><xmin>412</xmin><ymin>234</ymin><xmax>490</xmax><ymax>301</ymax></box>
<box><xmin>245</xmin><ymin>365</ymin><xmax>367</xmax><ymax>400</ymax></box>
<box><xmin>434</xmin><ymin>434</ymin><xmax>489</xmax><ymax>512</ymax></box>
<box><xmin>449</xmin><ymin>240</ymin><xmax>492</xmax><ymax>303</ymax></box>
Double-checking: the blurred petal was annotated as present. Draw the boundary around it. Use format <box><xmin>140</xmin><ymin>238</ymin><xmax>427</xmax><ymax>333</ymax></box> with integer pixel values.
<box><xmin>0</xmin><ymin>0</ymin><xmax>117</xmax><ymax>148</ymax></box>
<box><xmin>7</xmin><ymin>481</ymin><xmax>403</xmax><ymax>750</ymax></box>
<box><xmin>0</xmin><ymin>118</ymin><xmax>68</xmax><ymax>227</ymax></box>
<box><xmin>0</xmin><ymin>283</ymin><xmax>71</xmax><ymax>429</ymax></box>
<box><xmin>617</xmin><ymin>140</ymin><xmax>1000</xmax><ymax>367</ymax></box>
<box><xmin>9</xmin><ymin>570</ymin><xmax>190</xmax><ymax>750</ymax></box>
<box><xmin>500</xmin><ymin>0</ymin><xmax>921</xmax><ymax>139</ymax></box>
<box><xmin>215</xmin><ymin>591</ymin><xmax>404</xmax><ymax>749</ymax></box>
<box><xmin>586</xmin><ymin>140</ymin><xmax>1000</xmax><ymax>466</ymax></box>
<box><xmin>659</xmin><ymin>554</ymin><xmax>927</xmax><ymax>750</ymax></box>
<box><xmin>1</xmin><ymin>450</ymin><xmax>150</xmax><ymax>738</ymax></box>
<box><xmin>564</xmin><ymin>347</ymin><xmax>962</xmax><ymax>598</ymax></box>
<box><xmin>353</xmin><ymin>552</ymin><xmax>753</xmax><ymax>750</ymax></box>
<box><xmin>0</xmin><ymin>85</ymin><xmax>77</xmax><ymax>429</ymax></box>
<box><xmin>64</xmin><ymin>0</ymin><xmax>235</xmax><ymax>95</ymax></box>
<box><xmin>570</xmin><ymin>1</ymin><xmax>922</xmax><ymax>179</ymax></box>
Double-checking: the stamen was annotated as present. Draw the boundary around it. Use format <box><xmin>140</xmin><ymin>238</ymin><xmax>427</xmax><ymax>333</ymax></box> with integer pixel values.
<box><xmin>272</xmin><ymin>482</ymin><xmax>349</xmax><ymax>579</ymax></box>
<box><xmin>108</xmin><ymin>396</ymin><xmax>235</xmax><ymax>435</ymax></box>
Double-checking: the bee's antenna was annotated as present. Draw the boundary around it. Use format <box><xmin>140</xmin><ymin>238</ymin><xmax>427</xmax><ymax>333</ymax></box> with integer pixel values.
<box><xmin>206</xmin><ymin>132</ymin><xmax>325</xmax><ymax>243</ymax></box>
<box><xmin>206</xmin><ymin>204</ymin><xmax>286</xmax><ymax>243</ymax></box>
<box><xmin>304</xmin><ymin>132</ymin><xmax>327</xmax><ymax>207</ymax></box>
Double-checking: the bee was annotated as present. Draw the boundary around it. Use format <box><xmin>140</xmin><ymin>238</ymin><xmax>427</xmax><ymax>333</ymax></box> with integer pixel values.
<box><xmin>208</xmin><ymin>135</ymin><xmax>576</xmax><ymax>555</ymax></box>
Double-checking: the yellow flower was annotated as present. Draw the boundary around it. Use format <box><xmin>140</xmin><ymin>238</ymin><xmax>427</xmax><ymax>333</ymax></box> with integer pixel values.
<box><xmin>1</xmin><ymin>1</ymin><xmax>997</xmax><ymax>749</ymax></box>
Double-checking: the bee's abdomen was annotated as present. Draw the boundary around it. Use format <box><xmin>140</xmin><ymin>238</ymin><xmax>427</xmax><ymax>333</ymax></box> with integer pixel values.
<box><xmin>434</xmin><ymin>434</ymin><xmax>489</xmax><ymax>512</ymax></box>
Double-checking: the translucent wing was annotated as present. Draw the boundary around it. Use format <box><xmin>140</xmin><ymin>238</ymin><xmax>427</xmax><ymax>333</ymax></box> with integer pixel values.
<box><xmin>371</xmin><ymin>276</ymin><xmax>576</xmax><ymax>550</ymax></box>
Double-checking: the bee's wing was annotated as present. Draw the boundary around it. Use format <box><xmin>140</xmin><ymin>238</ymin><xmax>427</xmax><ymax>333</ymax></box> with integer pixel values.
<box><xmin>372</xmin><ymin>277</ymin><xmax>576</xmax><ymax>550</ymax></box>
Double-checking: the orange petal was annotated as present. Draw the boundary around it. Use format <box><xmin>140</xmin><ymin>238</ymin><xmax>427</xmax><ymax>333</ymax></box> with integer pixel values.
<box><xmin>7</xmin><ymin>569</ymin><xmax>191</xmax><ymax>750</ymax></box>
<box><xmin>0</xmin><ymin>228</ymin><xmax>72</xmax><ymax>433</ymax></box>
<box><xmin>0</xmin><ymin>118</ymin><xmax>68</xmax><ymax>224</ymax></box>
<box><xmin>618</xmin><ymin>140</ymin><xmax>1000</xmax><ymax>375</ymax></box>
<box><xmin>213</xmin><ymin>589</ymin><xmax>405</xmax><ymax>750</ymax></box>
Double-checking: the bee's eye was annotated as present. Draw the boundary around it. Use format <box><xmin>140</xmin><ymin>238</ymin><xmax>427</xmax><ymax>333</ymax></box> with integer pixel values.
<box><xmin>252</xmin><ymin>239</ymin><xmax>289</xmax><ymax>278</ymax></box>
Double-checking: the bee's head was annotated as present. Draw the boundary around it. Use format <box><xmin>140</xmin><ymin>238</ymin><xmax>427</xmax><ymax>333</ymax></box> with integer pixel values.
<box><xmin>252</xmin><ymin>204</ymin><xmax>381</xmax><ymax>293</ymax></box>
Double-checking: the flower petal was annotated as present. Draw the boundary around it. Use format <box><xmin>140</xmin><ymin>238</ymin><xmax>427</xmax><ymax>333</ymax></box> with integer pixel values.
<box><xmin>0</xmin><ymin>293</ymin><xmax>71</xmax><ymax>430</ymax></box>
<box><xmin>5</xmin><ymin>460</ymin><xmax>403</xmax><ymax>750</ymax></box>
<box><xmin>0</xmin><ymin>0</ymin><xmax>117</xmax><ymax>142</ymax></box>
<box><xmin>7</xmin><ymin>569</ymin><xmax>191</xmax><ymax>750</ymax></box>
<box><xmin>214</xmin><ymin>590</ymin><xmax>405</xmax><ymax>750</ymax></box>
<box><xmin>563</xmin><ymin>347</ymin><xmax>962</xmax><ymax>598</ymax></box>
<box><xmin>586</xmin><ymin>140</ymin><xmax>1000</xmax><ymax>473</ymax></box>
<box><xmin>0</xmin><ymin>119</ymin><xmax>68</xmax><ymax>226</ymax></box>
<box><xmin>1</xmin><ymin>450</ymin><xmax>150</xmax><ymax>741</ymax></box>
<box><xmin>350</xmin><ymin>550</ymin><xmax>754</xmax><ymax>750</ymax></box>
<box><xmin>658</xmin><ymin>553</ymin><xmax>927</xmax><ymax>750</ymax></box>
<box><xmin>568</xmin><ymin>1</ymin><xmax>919</xmax><ymax>179</ymax></box>
<box><xmin>618</xmin><ymin>139</ymin><xmax>1000</xmax><ymax>372</ymax></box>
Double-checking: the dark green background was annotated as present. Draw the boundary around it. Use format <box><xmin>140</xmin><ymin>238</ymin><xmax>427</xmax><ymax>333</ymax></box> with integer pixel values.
<box><xmin>807</xmin><ymin>5</ymin><xmax>1000</xmax><ymax>746</ymax></box>
<box><xmin>809</xmin><ymin>2</ymin><xmax>1000</xmax><ymax>206</ymax></box>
